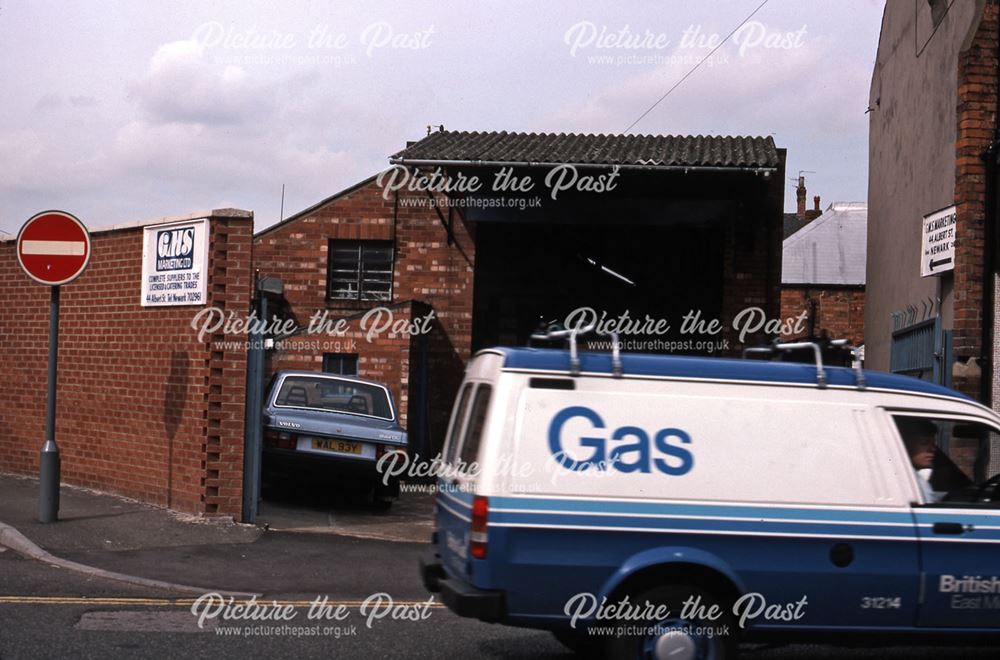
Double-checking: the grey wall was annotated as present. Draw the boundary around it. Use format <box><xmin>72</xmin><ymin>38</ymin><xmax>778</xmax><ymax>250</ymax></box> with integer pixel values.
<box><xmin>866</xmin><ymin>1</ymin><xmax>983</xmax><ymax>370</ymax></box>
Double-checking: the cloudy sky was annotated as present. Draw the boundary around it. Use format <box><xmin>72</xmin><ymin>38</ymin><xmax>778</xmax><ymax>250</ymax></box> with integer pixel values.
<box><xmin>0</xmin><ymin>0</ymin><xmax>885</xmax><ymax>235</ymax></box>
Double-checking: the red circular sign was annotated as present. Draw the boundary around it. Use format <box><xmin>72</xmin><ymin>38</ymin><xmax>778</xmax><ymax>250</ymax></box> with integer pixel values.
<box><xmin>16</xmin><ymin>211</ymin><xmax>91</xmax><ymax>285</ymax></box>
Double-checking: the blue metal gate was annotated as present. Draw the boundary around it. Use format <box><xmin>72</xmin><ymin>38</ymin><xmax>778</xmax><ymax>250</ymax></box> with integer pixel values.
<box><xmin>890</xmin><ymin>316</ymin><xmax>952</xmax><ymax>387</ymax></box>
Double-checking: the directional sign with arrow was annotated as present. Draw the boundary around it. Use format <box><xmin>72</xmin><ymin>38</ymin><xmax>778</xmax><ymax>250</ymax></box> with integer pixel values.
<box><xmin>921</xmin><ymin>206</ymin><xmax>956</xmax><ymax>278</ymax></box>
<box><xmin>928</xmin><ymin>257</ymin><xmax>952</xmax><ymax>272</ymax></box>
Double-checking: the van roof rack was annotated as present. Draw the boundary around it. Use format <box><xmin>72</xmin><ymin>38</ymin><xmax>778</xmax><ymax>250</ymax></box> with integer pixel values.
<box><xmin>743</xmin><ymin>339</ymin><xmax>865</xmax><ymax>390</ymax></box>
<box><xmin>529</xmin><ymin>323</ymin><xmax>623</xmax><ymax>378</ymax></box>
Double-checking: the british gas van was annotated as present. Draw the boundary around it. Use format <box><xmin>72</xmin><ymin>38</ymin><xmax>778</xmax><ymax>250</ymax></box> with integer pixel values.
<box><xmin>419</xmin><ymin>344</ymin><xmax>1000</xmax><ymax>659</ymax></box>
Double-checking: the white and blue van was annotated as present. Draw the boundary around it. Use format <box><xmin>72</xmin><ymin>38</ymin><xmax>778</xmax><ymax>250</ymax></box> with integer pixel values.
<box><xmin>420</xmin><ymin>343</ymin><xmax>1000</xmax><ymax>659</ymax></box>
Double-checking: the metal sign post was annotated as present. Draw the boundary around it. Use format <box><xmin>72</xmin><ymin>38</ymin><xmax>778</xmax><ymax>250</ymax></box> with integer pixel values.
<box><xmin>40</xmin><ymin>286</ymin><xmax>61</xmax><ymax>523</ymax></box>
<box><xmin>15</xmin><ymin>210</ymin><xmax>91</xmax><ymax>523</ymax></box>
<box><xmin>242</xmin><ymin>275</ymin><xmax>283</xmax><ymax>524</ymax></box>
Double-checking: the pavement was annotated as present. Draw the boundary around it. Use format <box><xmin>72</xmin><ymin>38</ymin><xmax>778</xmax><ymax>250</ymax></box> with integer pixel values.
<box><xmin>0</xmin><ymin>472</ymin><xmax>436</xmax><ymax>598</ymax></box>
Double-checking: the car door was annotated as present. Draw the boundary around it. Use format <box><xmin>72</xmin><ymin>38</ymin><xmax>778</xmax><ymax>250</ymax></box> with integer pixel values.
<box><xmin>890</xmin><ymin>413</ymin><xmax>1000</xmax><ymax>629</ymax></box>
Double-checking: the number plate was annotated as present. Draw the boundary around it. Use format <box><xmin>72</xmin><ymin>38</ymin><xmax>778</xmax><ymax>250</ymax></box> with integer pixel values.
<box><xmin>311</xmin><ymin>438</ymin><xmax>363</xmax><ymax>455</ymax></box>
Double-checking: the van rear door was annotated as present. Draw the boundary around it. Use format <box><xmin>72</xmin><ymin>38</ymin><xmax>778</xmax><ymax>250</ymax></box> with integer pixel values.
<box><xmin>436</xmin><ymin>381</ymin><xmax>492</xmax><ymax>579</ymax></box>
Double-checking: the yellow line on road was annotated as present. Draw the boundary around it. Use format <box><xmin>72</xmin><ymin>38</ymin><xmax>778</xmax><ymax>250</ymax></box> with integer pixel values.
<box><xmin>0</xmin><ymin>596</ymin><xmax>444</xmax><ymax>608</ymax></box>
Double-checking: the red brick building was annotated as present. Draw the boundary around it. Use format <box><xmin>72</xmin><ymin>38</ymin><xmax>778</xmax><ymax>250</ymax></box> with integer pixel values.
<box><xmin>0</xmin><ymin>130</ymin><xmax>789</xmax><ymax>517</ymax></box>
<box><xmin>253</xmin><ymin>130</ymin><xmax>787</xmax><ymax>458</ymax></box>
<box><xmin>780</xmin><ymin>200</ymin><xmax>867</xmax><ymax>349</ymax></box>
<box><xmin>253</xmin><ymin>176</ymin><xmax>474</xmax><ymax>459</ymax></box>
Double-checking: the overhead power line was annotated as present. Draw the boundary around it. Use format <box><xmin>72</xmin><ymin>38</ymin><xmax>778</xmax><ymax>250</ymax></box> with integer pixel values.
<box><xmin>623</xmin><ymin>0</ymin><xmax>770</xmax><ymax>133</ymax></box>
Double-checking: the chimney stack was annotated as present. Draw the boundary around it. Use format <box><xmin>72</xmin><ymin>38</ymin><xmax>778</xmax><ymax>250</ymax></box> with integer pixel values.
<box><xmin>796</xmin><ymin>176</ymin><xmax>806</xmax><ymax>220</ymax></box>
<box><xmin>805</xmin><ymin>195</ymin><xmax>823</xmax><ymax>221</ymax></box>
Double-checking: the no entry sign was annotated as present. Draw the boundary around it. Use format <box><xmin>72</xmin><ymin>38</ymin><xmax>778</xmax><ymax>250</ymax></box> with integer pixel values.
<box><xmin>16</xmin><ymin>210</ymin><xmax>90</xmax><ymax>523</ymax></box>
<box><xmin>17</xmin><ymin>210</ymin><xmax>91</xmax><ymax>285</ymax></box>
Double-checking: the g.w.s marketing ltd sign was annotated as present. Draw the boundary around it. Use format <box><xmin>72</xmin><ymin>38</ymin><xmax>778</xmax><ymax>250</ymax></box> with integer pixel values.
<box><xmin>156</xmin><ymin>226</ymin><xmax>196</xmax><ymax>271</ymax></box>
<box><xmin>141</xmin><ymin>218</ymin><xmax>209</xmax><ymax>307</ymax></box>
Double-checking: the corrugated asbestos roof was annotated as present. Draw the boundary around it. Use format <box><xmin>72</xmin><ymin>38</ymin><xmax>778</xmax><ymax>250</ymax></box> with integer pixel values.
<box><xmin>782</xmin><ymin>202</ymin><xmax>868</xmax><ymax>286</ymax></box>
<box><xmin>391</xmin><ymin>130</ymin><xmax>781</xmax><ymax>169</ymax></box>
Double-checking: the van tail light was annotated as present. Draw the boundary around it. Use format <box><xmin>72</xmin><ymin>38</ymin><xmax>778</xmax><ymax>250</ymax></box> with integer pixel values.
<box><xmin>264</xmin><ymin>429</ymin><xmax>296</xmax><ymax>450</ymax></box>
<box><xmin>469</xmin><ymin>496</ymin><xmax>489</xmax><ymax>559</ymax></box>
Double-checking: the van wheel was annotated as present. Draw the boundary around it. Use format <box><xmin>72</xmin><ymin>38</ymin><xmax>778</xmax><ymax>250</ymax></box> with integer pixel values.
<box><xmin>603</xmin><ymin>584</ymin><xmax>737</xmax><ymax>660</ymax></box>
<box><xmin>551</xmin><ymin>630</ymin><xmax>601</xmax><ymax>657</ymax></box>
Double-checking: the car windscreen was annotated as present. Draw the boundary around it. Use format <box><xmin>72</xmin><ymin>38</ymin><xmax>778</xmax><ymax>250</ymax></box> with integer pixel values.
<box><xmin>273</xmin><ymin>375</ymin><xmax>393</xmax><ymax>420</ymax></box>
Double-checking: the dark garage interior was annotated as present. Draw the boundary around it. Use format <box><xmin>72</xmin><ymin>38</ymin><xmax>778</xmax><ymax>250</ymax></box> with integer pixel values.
<box><xmin>472</xmin><ymin>219</ymin><xmax>725</xmax><ymax>351</ymax></box>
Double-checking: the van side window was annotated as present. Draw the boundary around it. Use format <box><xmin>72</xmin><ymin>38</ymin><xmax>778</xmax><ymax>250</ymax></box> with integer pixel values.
<box><xmin>459</xmin><ymin>385</ymin><xmax>493</xmax><ymax>467</ymax></box>
<box><xmin>893</xmin><ymin>416</ymin><xmax>1000</xmax><ymax>506</ymax></box>
<box><xmin>445</xmin><ymin>384</ymin><xmax>473</xmax><ymax>464</ymax></box>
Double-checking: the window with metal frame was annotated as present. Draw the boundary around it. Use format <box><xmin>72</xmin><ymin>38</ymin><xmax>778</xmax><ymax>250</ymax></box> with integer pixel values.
<box><xmin>322</xmin><ymin>353</ymin><xmax>358</xmax><ymax>376</ymax></box>
<box><xmin>327</xmin><ymin>240</ymin><xmax>393</xmax><ymax>301</ymax></box>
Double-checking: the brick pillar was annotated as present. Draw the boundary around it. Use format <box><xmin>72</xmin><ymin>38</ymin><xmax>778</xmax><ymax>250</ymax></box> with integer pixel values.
<box><xmin>201</xmin><ymin>214</ymin><xmax>253</xmax><ymax>517</ymax></box>
<box><xmin>953</xmin><ymin>1</ymin><xmax>998</xmax><ymax>400</ymax></box>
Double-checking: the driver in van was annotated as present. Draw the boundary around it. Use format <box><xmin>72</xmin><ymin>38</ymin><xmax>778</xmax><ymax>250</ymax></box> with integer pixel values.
<box><xmin>896</xmin><ymin>418</ymin><xmax>943</xmax><ymax>503</ymax></box>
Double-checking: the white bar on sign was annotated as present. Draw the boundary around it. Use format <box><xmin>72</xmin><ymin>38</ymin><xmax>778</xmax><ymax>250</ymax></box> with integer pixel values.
<box><xmin>21</xmin><ymin>240</ymin><xmax>85</xmax><ymax>256</ymax></box>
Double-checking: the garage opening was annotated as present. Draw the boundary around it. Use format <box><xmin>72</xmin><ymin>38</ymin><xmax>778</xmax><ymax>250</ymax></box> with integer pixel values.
<box><xmin>472</xmin><ymin>219</ymin><xmax>726</xmax><ymax>352</ymax></box>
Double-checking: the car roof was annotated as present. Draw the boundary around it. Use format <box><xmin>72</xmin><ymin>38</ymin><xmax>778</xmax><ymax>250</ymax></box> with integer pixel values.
<box><xmin>274</xmin><ymin>370</ymin><xmax>391</xmax><ymax>390</ymax></box>
<box><xmin>483</xmin><ymin>347</ymin><xmax>973</xmax><ymax>403</ymax></box>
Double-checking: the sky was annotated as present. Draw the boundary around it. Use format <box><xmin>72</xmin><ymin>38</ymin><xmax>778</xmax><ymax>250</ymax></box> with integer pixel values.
<box><xmin>0</xmin><ymin>0</ymin><xmax>886</xmax><ymax>235</ymax></box>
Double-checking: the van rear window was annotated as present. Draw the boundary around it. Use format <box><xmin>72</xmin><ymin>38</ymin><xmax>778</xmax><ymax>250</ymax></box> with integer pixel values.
<box><xmin>445</xmin><ymin>384</ymin><xmax>473</xmax><ymax>464</ymax></box>
<box><xmin>459</xmin><ymin>385</ymin><xmax>492</xmax><ymax>466</ymax></box>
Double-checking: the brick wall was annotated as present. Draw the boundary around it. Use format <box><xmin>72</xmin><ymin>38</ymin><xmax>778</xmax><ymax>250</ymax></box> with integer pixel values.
<box><xmin>0</xmin><ymin>211</ymin><xmax>252</xmax><ymax>517</ymax></box>
<box><xmin>719</xmin><ymin>155</ymin><xmax>786</xmax><ymax>354</ymax></box>
<box><xmin>780</xmin><ymin>287</ymin><xmax>866</xmax><ymax>347</ymax></box>
<box><xmin>253</xmin><ymin>177</ymin><xmax>475</xmax><ymax>458</ymax></box>
<box><xmin>953</xmin><ymin>0</ymin><xmax>998</xmax><ymax>399</ymax></box>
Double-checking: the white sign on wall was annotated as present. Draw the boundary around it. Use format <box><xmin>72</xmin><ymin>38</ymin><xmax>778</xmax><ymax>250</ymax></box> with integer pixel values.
<box><xmin>141</xmin><ymin>218</ymin><xmax>209</xmax><ymax>306</ymax></box>
<box><xmin>921</xmin><ymin>205</ymin><xmax>956</xmax><ymax>277</ymax></box>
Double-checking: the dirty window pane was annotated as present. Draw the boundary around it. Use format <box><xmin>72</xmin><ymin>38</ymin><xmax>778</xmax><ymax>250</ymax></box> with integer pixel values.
<box><xmin>328</xmin><ymin>240</ymin><xmax>393</xmax><ymax>301</ymax></box>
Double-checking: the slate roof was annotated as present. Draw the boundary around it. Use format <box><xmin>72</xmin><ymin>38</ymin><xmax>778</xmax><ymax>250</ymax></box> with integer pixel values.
<box><xmin>783</xmin><ymin>213</ymin><xmax>809</xmax><ymax>239</ymax></box>
<box><xmin>391</xmin><ymin>130</ymin><xmax>781</xmax><ymax>169</ymax></box>
<box><xmin>782</xmin><ymin>202</ymin><xmax>868</xmax><ymax>286</ymax></box>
